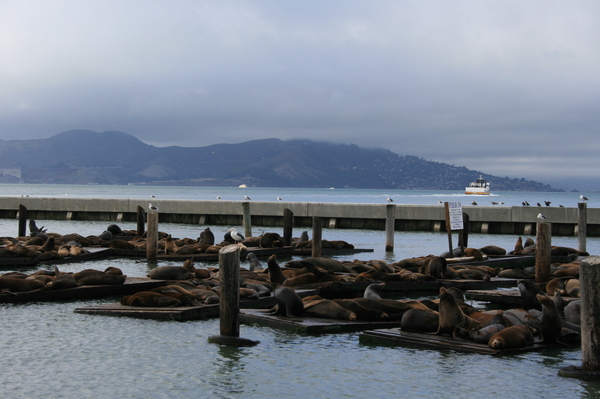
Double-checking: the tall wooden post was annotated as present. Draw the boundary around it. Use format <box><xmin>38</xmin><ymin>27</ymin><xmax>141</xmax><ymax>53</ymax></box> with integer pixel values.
<box><xmin>312</xmin><ymin>216</ymin><xmax>322</xmax><ymax>258</ymax></box>
<box><xmin>535</xmin><ymin>222</ymin><xmax>551</xmax><ymax>283</ymax></box>
<box><xmin>385</xmin><ymin>204</ymin><xmax>395</xmax><ymax>252</ymax></box>
<box><xmin>559</xmin><ymin>256</ymin><xmax>600</xmax><ymax>379</ymax></box>
<box><xmin>283</xmin><ymin>208</ymin><xmax>294</xmax><ymax>246</ymax></box>
<box><xmin>458</xmin><ymin>212</ymin><xmax>469</xmax><ymax>250</ymax></box>
<box><xmin>578</xmin><ymin>202</ymin><xmax>587</xmax><ymax>253</ymax></box>
<box><xmin>208</xmin><ymin>245</ymin><xmax>259</xmax><ymax>347</ymax></box>
<box><xmin>444</xmin><ymin>203</ymin><xmax>453</xmax><ymax>256</ymax></box>
<box><xmin>242</xmin><ymin>201</ymin><xmax>252</xmax><ymax>238</ymax></box>
<box><xmin>18</xmin><ymin>204</ymin><xmax>27</xmax><ymax>237</ymax></box>
<box><xmin>136</xmin><ymin>205</ymin><xmax>145</xmax><ymax>236</ymax></box>
<box><xmin>146</xmin><ymin>212</ymin><xmax>158</xmax><ymax>261</ymax></box>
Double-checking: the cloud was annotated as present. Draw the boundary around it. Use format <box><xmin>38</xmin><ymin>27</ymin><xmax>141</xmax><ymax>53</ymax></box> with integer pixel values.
<box><xmin>1</xmin><ymin>0</ymin><xmax>599</xmax><ymax>190</ymax></box>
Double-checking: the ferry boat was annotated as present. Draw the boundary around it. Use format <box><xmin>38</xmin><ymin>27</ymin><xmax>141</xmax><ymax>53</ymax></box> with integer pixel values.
<box><xmin>465</xmin><ymin>175</ymin><xmax>490</xmax><ymax>195</ymax></box>
<box><xmin>238</xmin><ymin>184</ymin><xmax>247</xmax><ymax>188</ymax></box>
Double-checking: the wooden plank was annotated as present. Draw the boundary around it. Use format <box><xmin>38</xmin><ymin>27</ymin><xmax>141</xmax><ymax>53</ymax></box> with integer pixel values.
<box><xmin>239</xmin><ymin>308</ymin><xmax>403</xmax><ymax>335</ymax></box>
<box><xmin>0</xmin><ymin>277</ymin><xmax>166</xmax><ymax>303</ymax></box>
<box><xmin>39</xmin><ymin>247</ymin><xmax>112</xmax><ymax>265</ymax></box>
<box><xmin>359</xmin><ymin>328</ymin><xmax>562</xmax><ymax>355</ymax></box>
<box><xmin>74</xmin><ymin>303</ymin><xmax>219</xmax><ymax>321</ymax></box>
<box><xmin>465</xmin><ymin>289</ymin><xmax>579</xmax><ymax>306</ymax></box>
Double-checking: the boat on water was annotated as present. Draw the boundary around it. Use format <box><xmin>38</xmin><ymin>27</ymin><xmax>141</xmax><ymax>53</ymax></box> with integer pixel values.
<box><xmin>238</xmin><ymin>184</ymin><xmax>247</xmax><ymax>188</ymax></box>
<box><xmin>465</xmin><ymin>175</ymin><xmax>490</xmax><ymax>195</ymax></box>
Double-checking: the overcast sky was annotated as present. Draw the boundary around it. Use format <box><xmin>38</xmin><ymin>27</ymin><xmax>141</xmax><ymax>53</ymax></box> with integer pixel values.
<box><xmin>1</xmin><ymin>1</ymin><xmax>599</xmax><ymax>190</ymax></box>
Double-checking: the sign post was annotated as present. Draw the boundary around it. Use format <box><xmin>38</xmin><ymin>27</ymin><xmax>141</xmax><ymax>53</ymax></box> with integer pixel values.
<box><xmin>444</xmin><ymin>201</ymin><xmax>464</xmax><ymax>257</ymax></box>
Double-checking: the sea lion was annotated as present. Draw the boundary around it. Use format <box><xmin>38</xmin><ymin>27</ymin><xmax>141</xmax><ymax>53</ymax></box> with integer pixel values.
<box><xmin>363</xmin><ymin>283</ymin><xmax>385</xmax><ymax>299</ymax></box>
<box><xmin>259</xmin><ymin>232</ymin><xmax>282</xmax><ymax>248</ymax></box>
<box><xmin>564</xmin><ymin>279</ymin><xmax>580</xmax><ymax>297</ymax></box>
<box><xmin>98</xmin><ymin>230</ymin><xmax>113</xmax><ymax>241</ymax></box>
<box><xmin>39</xmin><ymin>236</ymin><xmax>55</xmax><ymax>252</ymax></box>
<box><xmin>463</xmin><ymin>248</ymin><xmax>484</xmax><ymax>261</ymax></box>
<box><xmin>106</xmin><ymin>224</ymin><xmax>122</xmax><ymax>236</ymax></box>
<box><xmin>286</xmin><ymin>257</ymin><xmax>345</xmax><ymax>273</ymax></box>
<box><xmin>454</xmin><ymin>268</ymin><xmax>490</xmax><ymax>281</ymax></box>
<box><xmin>420</xmin><ymin>256</ymin><xmax>447</xmax><ymax>279</ymax></box>
<box><xmin>77</xmin><ymin>273</ymin><xmax>127</xmax><ymax>286</ymax></box>
<box><xmin>514</xmin><ymin>237</ymin><xmax>524</xmax><ymax>253</ymax></box>
<box><xmin>0</xmin><ymin>277</ymin><xmax>46</xmax><ymax>292</ymax></box>
<box><xmin>518</xmin><ymin>279</ymin><xmax>544</xmax><ymax>311</ymax></box>
<box><xmin>303</xmin><ymin>298</ymin><xmax>357</xmax><ymax>321</ymax></box>
<box><xmin>164</xmin><ymin>234</ymin><xmax>176</xmax><ymax>254</ymax></box>
<box><xmin>147</xmin><ymin>266</ymin><xmax>195</xmax><ymax>280</ymax></box>
<box><xmin>266</xmin><ymin>254</ymin><xmax>287</xmax><ymax>285</ymax></box>
<box><xmin>29</xmin><ymin>219</ymin><xmax>47</xmax><ymax>234</ymax></box>
<box><xmin>121</xmin><ymin>291</ymin><xmax>182</xmax><ymax>307</ymax></box>
<box><xmin>246</xmin><ymin>252</ymin><xmax>263</xmax><ymax>271</ymax></box>
<box><xmin>497</xmin><ymin>269</ymin><xmax>535</xmax><ymax>279</ymax></box>
<box><xmin>332</xmin><ymin>299</ymin><xmax>389</xmax><ymax>321</ymax></box>
<box><xmin>267</xmin><ymin>286</ymin><xmax>304</xmax><ymax>317</ymax></box>
<box><xmin>198</xmin><ymin>227</ymin><xmax>215</xmax><ymax>246</ymax></box>
<box><xmin>436</xmin><ymin>287</ymin><xmax>482</xmax><ymax>336</ymax></box>
<box><xmin>353</xmin><ymin>298</ymin><xmax>412</xmax><ymax>319</ymax></box>
<box><xmin>488</xmin><ymin>324</ymin><xmax>534</xmax><ymax>349</ymax></box>
<box><xmin>478</xmin><ymin>245</ymin><xmax>506</xmax><ymax>256</ymax></box>
<box><xmin>456</xmin><ymin>324</ymin><xmax>506</xmax><ymax>344</ymax></box>
<box><xmin>46</xmin><ymin>273</ymin><xmax>80</xmax><ymax>290</ymax></box>
<box><xmin>400</xmin><ymin>307</ymin><xmax>439</xmax><ymax>333</ymax></box>
<box><xmin>564</xmin><ymin>300</ymin><xmax>581</xmax><ymax>326</ymax></box>
<box><xmin>537</xmin><ymin>294</ymin><xmax>563</xmax><ymax>344</ymax></box>
<box><xmin>367</xmin><ymin>260</ymin><xmax>395</xmax><ymax>274</ymax></box>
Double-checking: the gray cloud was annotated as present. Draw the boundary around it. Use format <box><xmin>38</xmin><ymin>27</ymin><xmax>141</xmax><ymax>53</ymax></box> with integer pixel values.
<box><xmin>1</xmin><ymin>0</ymin><xmax>599</xmax><ymax>190</ymax></box>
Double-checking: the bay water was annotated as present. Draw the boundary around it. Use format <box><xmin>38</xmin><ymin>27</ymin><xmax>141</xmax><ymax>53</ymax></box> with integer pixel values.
<box><xmin>1</xmin><ymin>184</ymin><xmax>598</xmax><ymax>398</ymax></box>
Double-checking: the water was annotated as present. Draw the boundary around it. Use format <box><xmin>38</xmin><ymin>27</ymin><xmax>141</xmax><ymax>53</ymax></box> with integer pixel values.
<box><xmin>1</xmin><ymin>184</ymin><xmax>599</xmax><ymax>398</ymax></box>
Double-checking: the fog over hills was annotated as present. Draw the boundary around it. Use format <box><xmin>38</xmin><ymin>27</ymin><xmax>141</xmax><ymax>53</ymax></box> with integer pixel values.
<box><xmin>0</xmin><ymin>130</ymin><xmax>559</xmax><ymax>191</ymax></box>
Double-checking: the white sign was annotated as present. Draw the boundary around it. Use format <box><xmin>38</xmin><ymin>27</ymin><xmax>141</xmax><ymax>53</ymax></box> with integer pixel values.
<box><xmin>448</xmin><ymin>201</ymin><xmax>464</xmax><ymax>230</ymax></box>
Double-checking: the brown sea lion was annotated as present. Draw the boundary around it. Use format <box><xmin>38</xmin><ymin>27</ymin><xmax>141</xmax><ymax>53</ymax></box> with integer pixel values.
<box><xmin>286</xmin><ymin>257</ymin><xmax>345</xmax><ymax>273</ymax></box>
<box><xmin>267</xmin><ymin>286</ymin><xmax>304</xmax><ymax>317</ymax></box>
<box><xmin>497</xmin><ymin>269</ymin><xmax>535</xmax><ymax>279</ymax></box>
<box><xmin>0</xmin><ymin>277</ymin><xmax>46</xmax><ymax>292</ymax></box>
<box><xmin>536</xmin><ymin>294</ymin><xmax>562</xmax><ymax>344</ymax></box>
<box><xmin>77</xmin><ymin>273</ymin><xmax>127</xmax><ymax>286</ymax></box>
<box><xmin>478</xmin><ymin>245</ymin><xmax>506</xmax><ymax>256</ymax></box>
<box><xmin>147</xmin><ymin>266</ymin><xmax>194</xmax><ymax>280</ymax></box>
<box><xmin>454</xmin><ymin>268</ymin><xmax>491</xmax><ymax>281</ymax></box>
<box><xmin>198</xmin><ymin>227</ymin><xmax>215</xmax><ymax>245</ymax></box>
<box><xmin>332</xmin><ymin>299</ymin><xmax>389</xmax><ymax>321</ymax></box>
<box><xmin>564</xmin><ymin>278</ymin><xmax>580</xmax><ymax>297</ymax></box>
<box><xmin>456</xmin><ymin>324</ymin><xmax>506</xmax><ymax>344</ymax></box>
<box><xmin>419</xmin><ymin>256</ymin><xmax>447</xmax><ymax>279</ymax></box>
<box><xmin>463</xmin><ymin>248</ymin><xmax>485</xmax><ymax>261</ymax></box>
<box><xmin>259</xmin><ymin>232</ymin><xmax>282</xmax><ymax>248</ymax></box>
<box><xmin>400</xmin><ymin>307</ymin><xmax>439</xmax><ymax>332</ymax></box>
<box><xmin>164</xmin><ymin>234</ymin><xmax>176</xmax><ymax>254</ymax></box>
<box><xmin>121</xmin><ymin>291</ymin><xmax>182</xmax><ymax>307</ymax></box>
<box><xmin>436</xmin><ymin>287</ymin><xmax>482</xmax><ymax>336</ymax></box>
<box><xmin>517</xmin><ymin>279</ymin><xmax>544</xmax><ymax>311</ymax></box>
<box><xmin>267</xmin><ymin>255</ymin><xmax>287</xmax><ymax>285</ymax></box>
<box><xmin>514</xmin><ymin>237</ymin><xmax>524</xmax><ymax>253</ymax></box>
<box><xmin>363</xmin><ymin>282</ymin><xmax>385</xmax><ymax>299</ymax></box>
<box><xmin>46</xmin><ymin>273</ymin><xmax>80</xmax><ymax>290</ymax></box>
<box><xmin>488</xmin><ymin>324</ymin><xmax>534</xmax><ymax>349</ymax></box>
<box><xmin>303</xmin><ymin>298</ymin><xmax>357</xmax><ymax>321</ymax></box>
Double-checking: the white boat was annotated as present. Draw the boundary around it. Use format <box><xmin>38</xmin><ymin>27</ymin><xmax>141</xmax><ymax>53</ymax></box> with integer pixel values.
<box><xmin>238</xmin><ymin>184</ymin><xmax>247</xmax><ymax>188</ymax></box>
<box><xmin>465</xmin><ymin>175</ymin><xmax>490</xmax><ymax>195</ymax></box>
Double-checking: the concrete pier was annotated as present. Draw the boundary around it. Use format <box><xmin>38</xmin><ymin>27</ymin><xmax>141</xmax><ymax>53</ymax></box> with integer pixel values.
<box><xmin>0</xmin><ymin>197</ymin><xmax>598</xmax><ymax>237</ymax></box>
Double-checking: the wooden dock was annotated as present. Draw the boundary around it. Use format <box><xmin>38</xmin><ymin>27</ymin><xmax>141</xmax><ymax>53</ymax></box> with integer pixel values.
<box><xmin>239</xmin><ymin>308</ymin><xmax>404</xmax><ymax>335</ymax></box>
<box><xmin>465</xmin><ymin>289</ymin><xmax>579</xmax><ymax>306</ymax></box>
<box><xmin>74</xmin><ymin>302</ymin><xmax>220</xmax><ymax>321</ymax></box>
<box><xmin>0</xmin><ymin>277</ymin><xmax>166</xmax><ymax>303</ymax></box>
<box><xmin>359</xmin><ymin>328</ymin><xmax>560</xmax><ymax>355</ymax></box>
<box><xmin>0</xmin><ymin>247</ymin><xmax>113</xmax><ymax>269</ymax></box>
<box><xmin>317</xmin><ymin>278</ymin><xmax>518</xmax><ymax>299</ymax></box>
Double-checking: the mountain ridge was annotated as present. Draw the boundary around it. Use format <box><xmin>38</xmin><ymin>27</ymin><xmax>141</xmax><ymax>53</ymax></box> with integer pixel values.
<box><xmin>0</xmin><ymin>130</ymin><xmax>559</xmax><ymax>191</ymax></box>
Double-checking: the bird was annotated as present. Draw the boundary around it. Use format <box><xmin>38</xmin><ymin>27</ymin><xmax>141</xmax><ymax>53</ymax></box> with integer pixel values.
<box><xmin>229</xmin><ymin>228</ymin><xmax>245</xmax><ymax>244</ymax></box>
<box><xmin>244</xmin><ymin>195</ymin><xmax>251</xmax><ymax>201</ymax></box>
<box><xmin>437</xmin><ymin>201</ymin><xmax>443</xmax><ymax>204</ymax></box>
<box><xmin>537</xmin><ymin>213</ymin><xmax>548</xmax><ymax>220</ymax></box>
<box><xmin>216</xmin><ymin>196</ymin><xmax>221</xmax><ymax>200</ymax></box>
<box><xmin>277</xmin><ymin>197</ymin><xmax>283</xmax><ymax>201</ymax></box>
<box><xmin>386</xmin><ymin>197</ymin><xmax>393</xmax><ymax>203</ymax></box>
<box><xmin>544</xmin><ymin>201</ymin><xmax>551</xmax><ymax>206</ymax></box>
<box><xmin>500</xmin><ymin>202</ymin><xmax>505</xmax><ymax>205</ymax></box>
<box><xmin>559</xmin><ymin>204</ymin><xmax>565</xmax><ymax>207</ymax></box>
<box><xmin>471</xmin><ymin>201</ymin><xmax>477</xmax><ymax>206</ymax></box>
<box><xmin>491</xmin><ymin>201</ymin><xmax>498</xmax><ymax>205</ymax></box>
<box><xmin>148</xmin><ymin>203</ymin><xmax>158</xmax><ymax>212</ymax></box>
<box><xmin>151</xmin><ymin>195</ymin><xmax>155</xmax><ymax>198</ymax></box>
<box><xmin>580</xmin><ymin>195</ymin><xmax>589</xmax><ymax>201</ymax></box>
<box><xmin>537</xmin><ymin>203</ymin><xmax>542</xmax><ymax>207</ymax></box>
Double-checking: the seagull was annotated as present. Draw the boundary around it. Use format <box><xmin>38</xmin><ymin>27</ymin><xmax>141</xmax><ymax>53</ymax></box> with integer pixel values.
<box><xmin>580</xmin><ymin>195</ymin><xmax>589</xmax><ymax>201</ymax></box>
<box><xmin>500</xmin><ymin>202</ymin><xmax>505</xmax><ymax>205</ymax></box>
<box><xmin>537</xmin><ymin>213</ymin><xmax>548</xmax><ymax>220</ymax></box>
<box><xmin>537</xmin><ymin>203</ymin><xmax>542</xmax><ymax>207</ymax></box>
<box><xmin>544</xmin><ymin>201</ymin><xmax>551</xmax><ymax>206</ymax></box>
<box><xmin>229</xmin><ymin>228</ymin><xmax>245</xmax><ymax>244</ymax></box>
<box><xmin>244</xmin><ymin>195</ymin><xmax>251</xmax><ymax>201</ymax></box>
<box><xmin>471</xmin><ymin>201</ymin><xmax>477</xmax><ymax>206</ymax></box>
<box><xmin>151</xmin><ymin>195</ymin><xmax>155</xmax><ymax>198</ymax></box>
<box><xmin>277</xmin><ymin>197</ymin><xmax>283</xmax><ymax>201</ymax></box>
<box><xmin>386</xmin><ymin>197</ymin><xmax>393</xmax><ymax>203</ymax></box>
<box><xmin>148</xmin><ymin>203</ymin><xmax>158</xmax><ymax>212</ymax></box>
<box><xmin>216</xmin><ymin>196</ymin><xmax>221</xmax><ymax>200</ymax></box>
<box><xmin>437</xmin><ymin>201</ymin><xmax>443</xmax><ymax>204</ymax></box>
<box><xmin>559</xmin><ymin>204</ymin><xmax>565</xmax><ymax>207</ymax></box>
<box><xmin>491</xmin><ymin>201</ymin><xmax>498</xmax><ymax>205</ymax></box>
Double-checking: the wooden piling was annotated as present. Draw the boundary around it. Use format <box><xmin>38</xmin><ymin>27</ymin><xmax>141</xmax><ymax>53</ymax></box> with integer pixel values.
<box><xmin>146</xmin><ymin>212</ymin><xmax>158</xmax><ymax>261</ymax></box>
<box><xmin>242</xmin><ymin>201</ymin><xmax>252</xmax><ymax>238</ymax></box>
<box><xmin>18</xmin><ymin>204</ymin><xmax>27</xmax><ymax>237</ymax></box>
<box><xmin>578</xmin><ymin>202</ymin><xmax>587</xmax><ymax>253</ymax></box>
<box><xmin>559</xmin><ymin>256</ymin><xmax>600</xmax><ymax>379</ymax></box>
<box><xmin>444</xmin><ymin>203</ymin><xmax>453</xmax><ymax>256</ymax></box>
<box><xmin>208</xmin><ymin>245</ymin><xmax>259</xmax><ymax>347</ymax></box>
<box><xmin>535</xmin><ymin>222</ymin><xmax>551</xmax><ymax>284</ymax></box>
<box><xmin>312</xmin><ymin>216</ymin><xmax>322</xmax><ymax>258</ymax></box>
<box><xmin>283</xmin><ymin>208</ymin><xmax>293</xmax><ymax>246</ymax></box>
<box><xmin>385</xmin><ymin>204</ymin><xmax>395</xmax><ymax>252</ymax></box>
<box><xmin>136</xmin><ymin>206</ymin><xmax>145</xmax><ymax>236</ymax></box>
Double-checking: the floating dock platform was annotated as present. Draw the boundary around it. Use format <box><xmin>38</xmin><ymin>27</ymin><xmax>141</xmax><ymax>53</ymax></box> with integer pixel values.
<box><xmin>239</xmin><ymin>308</ymin><xmax>404</xmax><ymax>335</ymax></box>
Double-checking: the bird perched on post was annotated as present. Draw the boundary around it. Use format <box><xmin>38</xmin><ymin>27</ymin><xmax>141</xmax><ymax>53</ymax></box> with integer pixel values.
<box><xmin>277</xmin><ymin>197</ymin><xmax>283</xmax><ymax>201</ymax></box>
<box><xmin>471</xmin><ymin>201</ymin><xmax>477</xmax><ymax>205</ymax></box>
<box><xmin>148</xmin><ymin>203</ymin><xmax>158</xmax><ymax>212</ymax></box>
<box><xmin>244</xmin><ymin>195</ymin><xmax>251</xmax><ymax>201</ymax></box>
<box><xmin>229</xmin><ymin>228</ymin><xmax>245</xmax><ymax>244</ymax></box>
<box><xmin>386</xmin><ymin>197</ymin><xmax>393</xmax><ymax>203</ymax></box>
<box><xmin>537</xmin><ymin>213</ymin><xmax>548</xmax><ymax>220</ymax></box>
<box><xmin>580</xmin><ymin>195</ymin><xmax>589</xmax><ymax>201</ymax></box>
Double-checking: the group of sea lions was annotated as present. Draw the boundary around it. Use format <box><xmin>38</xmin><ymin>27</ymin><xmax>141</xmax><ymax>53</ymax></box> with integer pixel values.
<box><xmin>0</xmin><ymin>266</ymin><xmax>126</xmax><ymax>293</ymax></box>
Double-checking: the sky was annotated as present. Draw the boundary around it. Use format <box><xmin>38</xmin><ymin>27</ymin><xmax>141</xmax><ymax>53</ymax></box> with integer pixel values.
<box><xmin>1</xmin><ymin>1</ymin><xmax>599</xmax><ymax>191</ymax></box>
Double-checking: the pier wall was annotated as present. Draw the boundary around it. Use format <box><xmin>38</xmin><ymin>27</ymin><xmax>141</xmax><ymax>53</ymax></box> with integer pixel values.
<box><xmin>0</xmin><ymin>197</ymin><xmax>598</xmax><ymax>237</ymax></box>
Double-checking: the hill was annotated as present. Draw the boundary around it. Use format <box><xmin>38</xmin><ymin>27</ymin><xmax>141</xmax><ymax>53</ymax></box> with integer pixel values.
<box><xmin>0</xmin><ymin>130</ymin><xmax>558</xmax><ymax>191</ymax></box>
